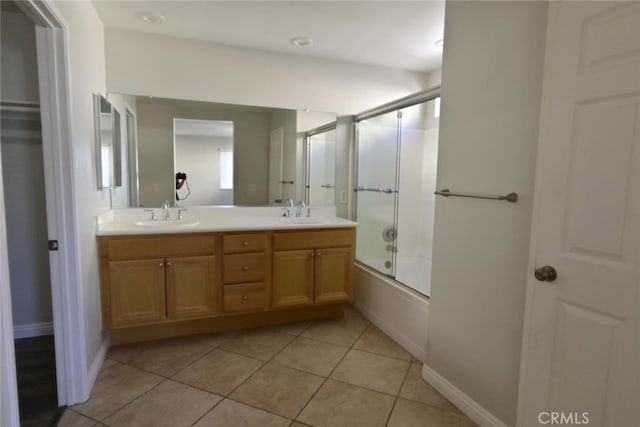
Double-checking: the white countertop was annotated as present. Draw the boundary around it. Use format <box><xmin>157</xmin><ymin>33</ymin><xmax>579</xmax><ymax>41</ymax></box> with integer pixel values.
<box><xmin>96</xmin><ymin>206</ymin><xmax>357</xmax><ymax>236</ymax></box>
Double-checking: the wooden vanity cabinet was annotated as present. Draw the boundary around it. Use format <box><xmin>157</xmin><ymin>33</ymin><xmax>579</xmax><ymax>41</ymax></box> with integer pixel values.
<box><xmin>272</xmin><ymin>229</ymin><xmax>354</xmax><ymax>309</ymax></box>
<box><xmin>107</xmin><ymin>258</ymin><xmax>167</xmax><ymax>327</ymax></box>
<box><xmin>99</xmin><ymin>227</ymin><xmax>354</xmax><ymax>343</ymax></box>
<box><xmin>221</xmin><ymin>233</ymin><xmax>270</xmax><ymax>314</ymax></box>
<box><xmin>99</xmin><ymin>234</ymin><xmax>218</xmax><ymax>328</ymax></box>
<box><xmin>165</xmin><ymin>255</ymin><xmax>217</xmax><ymax>320</ymax></box>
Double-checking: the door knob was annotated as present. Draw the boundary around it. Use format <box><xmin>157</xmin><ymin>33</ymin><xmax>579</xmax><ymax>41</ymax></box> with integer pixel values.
<box><xmin>535</xmin><ymin>266</ymin><xmax>557</xmax><ymax>282</ymax></box>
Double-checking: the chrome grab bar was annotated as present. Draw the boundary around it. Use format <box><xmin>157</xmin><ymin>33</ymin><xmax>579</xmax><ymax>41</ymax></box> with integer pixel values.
<box><xmin>434</xmin><ymin>189</ymin><xmax>518</xmax><ymax>203</ymax></box>
<box><xmin>354</xmin><ymin>186</ymin><xmax>398</xmax><ymax>194</ymax></box>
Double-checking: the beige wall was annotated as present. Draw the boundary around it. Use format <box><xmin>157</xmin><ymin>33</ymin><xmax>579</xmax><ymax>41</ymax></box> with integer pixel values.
<box><xmin>426</xmin><ymin>1</ymin><xmax>548</xmax><ymax>425</ymax></box>
<box><xmin>105</xmin><ymin>28</ymin><xmax>432</xmax><ymax>116</ymax></box>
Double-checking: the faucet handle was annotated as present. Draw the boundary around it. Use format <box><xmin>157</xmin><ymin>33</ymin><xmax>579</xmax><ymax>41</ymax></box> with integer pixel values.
<box><xmin>177</xmin><ymin>209</ymin><xmax>188</xmax><ymax>220</ymax></box>
<box><xmin>281</xmin><ymin>207</ymin><xmax>291</xmax><ymax>218</ymax></box>
<box><xmin>144</xmin><ymin>209</ymin><xmax>157</xmax><ymax>220</ymax></box>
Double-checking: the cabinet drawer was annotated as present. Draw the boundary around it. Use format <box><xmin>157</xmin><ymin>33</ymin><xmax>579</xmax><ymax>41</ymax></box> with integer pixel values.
<box><xmin>222</xmin><ymin>283</ymin><xmax>267</xmax><ymax>313</ymax></box>
<box><xmin>223</xmin><ymin>253</ymin><xmax>266</xmax><ymax>283</ymax></box>
<box><xmin>105</xmin><ymin>234</ymin><xmax>217</xmax><ymax>260</ymax></box>
<box><xmin>223</xmin><ymin>233</ymin><xmax>267</xmax><ymax>254</ymax></box>
<box><xmin>273</xmin><ymin>229</ymin><xmax>355</xmax><ymax>251</ymax></box>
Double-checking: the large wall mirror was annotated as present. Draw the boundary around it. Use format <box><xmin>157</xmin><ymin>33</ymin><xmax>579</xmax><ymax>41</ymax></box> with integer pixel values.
<box><xmin>108</xmin><ymin>93</ymin><xmax>336</xmax><ymax>208</ymax></box>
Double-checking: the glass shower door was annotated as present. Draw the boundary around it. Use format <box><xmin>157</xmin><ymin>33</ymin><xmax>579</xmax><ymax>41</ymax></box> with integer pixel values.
<box><xmin>355</xmin><ymin>110</ymin><xmax>400</xmax><ymax>277</ymax></box>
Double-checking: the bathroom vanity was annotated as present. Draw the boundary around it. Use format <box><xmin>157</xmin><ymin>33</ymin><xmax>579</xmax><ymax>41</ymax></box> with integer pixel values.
<box><xmin>96</xmin><ymin>207</ymin><xmax>356</xmax><ymax>344</ymax></box>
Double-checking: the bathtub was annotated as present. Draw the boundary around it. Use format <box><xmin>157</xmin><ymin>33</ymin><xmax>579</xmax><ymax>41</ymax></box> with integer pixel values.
<box><xmin>352</xmin><ymin>262</ymin><xmax>430</xmax><ymax>361</ymax></box>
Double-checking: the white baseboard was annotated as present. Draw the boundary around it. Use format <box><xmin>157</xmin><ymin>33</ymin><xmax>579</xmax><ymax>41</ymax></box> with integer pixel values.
<box><xmin>422</xmin><ymin>364</ymin><xmax>509</xmax><ymax>427</ymax></box>
<box><xmin>13</xmin><ymin>322</ymin><xmax>54</xmax><ymax>339</ymax></box>
<box><xmin>86</xmin><ymin>334</ymin><xmax>110</xmax><ymax>395</ymax></box>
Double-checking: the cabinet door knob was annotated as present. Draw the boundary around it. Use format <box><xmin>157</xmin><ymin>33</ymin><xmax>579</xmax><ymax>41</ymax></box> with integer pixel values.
<box><xmin>242</xmin><ymin>240</ymin><xmax>249</xmax><ymax>246</ymax></box>
<box><xmin>242</xmin><ymin>265</ymin><xmax>249</xmax><ymax>271</ymax></box>
<box><xmin>166</xmin><ymin>262</ymin><xmax>172</xmax><ymax>267</ymax></box>
<box><xmin>316</xmin><ymin>252</ymin><xmax>321</xmax><ymax>256</ymax></box>
<box><xmin>158</xmin><ymin>262</ymin><xmax>164</xmax><ymax>267</ymax></box>
<box><xmin>310</xmin><ymin>252</ymin><xmax>315</xmax><ymax>257</ymax></box>
<box><xmin>242</xmin><ymin>295</ymin><xmax>249</xmax><ymax>301</ymax></box>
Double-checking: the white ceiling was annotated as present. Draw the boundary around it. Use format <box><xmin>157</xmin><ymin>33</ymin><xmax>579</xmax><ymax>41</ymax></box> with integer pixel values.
<box><xmin>91</xmin><ymin>1</ymin><xmax>445</xmax><ymax>72</ymax></box>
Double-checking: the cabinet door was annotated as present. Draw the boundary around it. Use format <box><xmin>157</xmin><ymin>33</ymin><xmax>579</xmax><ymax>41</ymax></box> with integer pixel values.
<box><xmin>272</xmin><ymin>250</ymin><xmax>314</xmax><ymax>308</ymax></box>
<box><xmin>166</xmin><ymin>255</ymin><xmax>218</xmax><ymax>320</ymax></box>
<box><xmin>108</xmin><ymin>258</ymin><xmax>166</xmax><ymax>327</ymax></box>
<box><xmin>314</xmin><ymin>247</ymin><xmax>353</xmax><ymax>304</ymax></box>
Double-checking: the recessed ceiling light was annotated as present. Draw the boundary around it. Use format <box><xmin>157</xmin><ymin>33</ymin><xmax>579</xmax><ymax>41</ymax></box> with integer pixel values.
<box><xmin>139</xmin><ymin>12</ymin><xmax>166</xmax><ymax>24</ymax></box>
<box><xmin>290</xmin><ymin>37</ymin><xmax>314</xmax><ymax>47</ymax></box>
<box><xmin>435</xmin><ymin>39</ymin><xmax>444</xmax><ymax>48</ymax></box>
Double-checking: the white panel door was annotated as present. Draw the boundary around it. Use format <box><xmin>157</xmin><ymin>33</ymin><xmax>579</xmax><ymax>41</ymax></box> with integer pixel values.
<box><xmin>518</xmin><ymin>2</ymin><xmax>640</xmax><ymax>426</ymax></box>
<box><xmin>268</xmin><ymin>127</ymin><xmax>284</xmax><ymax>205</ymax></box>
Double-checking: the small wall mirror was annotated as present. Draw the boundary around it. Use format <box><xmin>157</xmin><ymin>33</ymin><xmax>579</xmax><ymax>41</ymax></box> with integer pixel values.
<box><xmin>94</xmin><ymin>93</ymin><xmax>121</xmax><ymax>189</ymax></box>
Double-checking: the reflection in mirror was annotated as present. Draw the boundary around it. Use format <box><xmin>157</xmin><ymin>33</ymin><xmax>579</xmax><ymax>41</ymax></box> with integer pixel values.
<box><xmin>109</xmin><ymin>94</ymin><xmax>336</xmax><ymax>207</ymax></box>
<box><xmin>174</xmin><ymin>119</ymin><xmax>234</xmax><ymax>206</ymax></box>
<box><xmin>94</xmin><ymin>94</ymin><xmax>120</xmax><ymax>189</ymax></box>
<box><xmin>305</xmin><ymin>126</ymin><xmax>337</xmax><ymax>206</ymax></box>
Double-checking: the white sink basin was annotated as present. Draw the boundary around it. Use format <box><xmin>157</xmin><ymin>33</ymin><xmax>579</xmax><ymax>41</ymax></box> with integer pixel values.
<box><xmin>280</xmin><ymin>217</ymin><xmax>329</xmax><ymax>225</ymax></box>
<box><xmin>134</xmin><ymin>220</ymin><xmax>200</xmax><ymax>227</ymax></box>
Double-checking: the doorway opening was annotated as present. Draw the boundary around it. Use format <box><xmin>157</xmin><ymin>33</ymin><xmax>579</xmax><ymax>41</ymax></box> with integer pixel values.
<box><xmin>0</xmin><ymin>3</ymin><xmax>62</xmax><ymax>424</ymax></box>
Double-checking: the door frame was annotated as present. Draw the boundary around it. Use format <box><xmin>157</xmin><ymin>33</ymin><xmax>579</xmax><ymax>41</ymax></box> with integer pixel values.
<box><xmin>1</xmin><ymin>1</ymin><xmax>88</xmax><ymax>424</ymax></box>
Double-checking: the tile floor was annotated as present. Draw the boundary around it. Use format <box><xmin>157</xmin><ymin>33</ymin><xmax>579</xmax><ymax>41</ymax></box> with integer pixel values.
<box><xmin>57</xmin><ymin>305</ymin><xmax>477</xmax><ymax>427</ymax></box>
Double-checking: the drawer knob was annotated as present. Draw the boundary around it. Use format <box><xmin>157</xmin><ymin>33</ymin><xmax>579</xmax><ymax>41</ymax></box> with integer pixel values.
<box><xmin>242</xmin><ymin>295</ymin><xmax>249</xmax><ymax>301</ymax></box>
<box><xmin>242</xmin><ymin>240</ymin><xmax>249</xmax><ymax>246</ymax></box>
<box><xmin>242</xmin><ymin>265</ymin><xmax>249</xmax><ymax>271</ymax></box>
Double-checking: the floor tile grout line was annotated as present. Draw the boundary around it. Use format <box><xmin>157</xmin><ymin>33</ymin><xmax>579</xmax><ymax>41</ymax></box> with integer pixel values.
<box><xmin>188</xmin><ymin>395</ymin><xmax>227</xmax><ymax>427</ymax></box>
<box><xmin>384</xmin><ymin>356</ymin><xmax>414</xmax><ymax>427</ymax></box>
<box><xmin>67</xmin><ymin>407</ymin><xmax>103</xmax><ymax>425</ymax></box>
<box><xmin>97</xmin><ymin>306</ymin><xmax>376</xmax><ymax>426</ymax></box>
<box><xmin>92</xmin><ymin>377</ymin><xmax>170</xmax><ymax>424</ymax></box>
<box><xmin>217</xmin><ymin>330</ymin><xmax>295</xmax><ymax>400</ymax></box>
<box><xmin>221</xmin><ymin>396</ymin><xmax>295</xmax><ymax>423</ymax></box>
<box><xmin>164</xmin><ymin>337</ymin><xmax>229</xmax><ymax>379</ymax></box>
<box><xmin>291</xmin><ymin>315</ymin><xmax>371</xmax><ymax>423</ymax></box>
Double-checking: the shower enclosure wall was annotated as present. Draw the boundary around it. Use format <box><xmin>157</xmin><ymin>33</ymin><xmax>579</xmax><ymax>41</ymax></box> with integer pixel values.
<box><xmin>355</xmin><ymin>96</ymin><xmax>439</xmax><ymax>296</ymax></box>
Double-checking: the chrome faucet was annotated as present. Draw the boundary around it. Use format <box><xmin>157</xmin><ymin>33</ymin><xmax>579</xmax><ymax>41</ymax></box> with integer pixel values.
<box><xmin>161</xmin><ymin>200</ymin><xmax>170</xmax><ymax>220</ymax></box>
<box><xmin>296</xmin><ymin>200</ymin><xmax>306</xmax><ymax>218</ymax></box>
